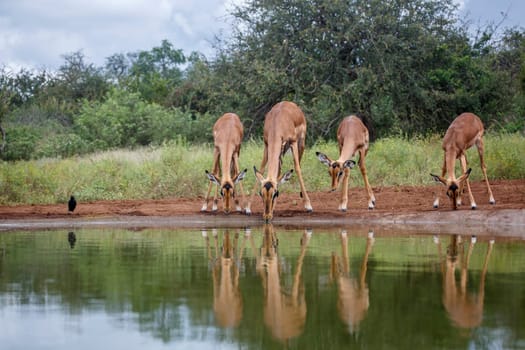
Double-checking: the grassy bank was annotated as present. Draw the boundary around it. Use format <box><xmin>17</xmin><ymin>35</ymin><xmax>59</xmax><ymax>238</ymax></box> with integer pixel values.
<box><xmin>1</xmin><ymin>133</ymin><xmax>524</xmax><ymax>205</ymax></box>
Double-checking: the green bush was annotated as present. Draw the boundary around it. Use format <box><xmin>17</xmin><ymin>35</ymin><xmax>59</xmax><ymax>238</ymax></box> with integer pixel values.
<box><xmin>1</xmin><ymin>125</ymin><xmax>39</xmax><ymax>161</ymax></box>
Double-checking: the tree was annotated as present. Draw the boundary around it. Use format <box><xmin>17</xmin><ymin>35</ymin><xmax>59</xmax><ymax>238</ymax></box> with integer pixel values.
<box><xmin>193</xmin><ymin>0</ymin><xmax>521</xmax><ymax>139</ymax></box>
<box><xmin>124</xmin><ymin>40</ymin><xmax>186</xmax><ymax>106</ymax></box>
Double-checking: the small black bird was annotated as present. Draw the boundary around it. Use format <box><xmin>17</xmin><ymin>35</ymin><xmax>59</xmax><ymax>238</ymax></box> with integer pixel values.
<box><xmin>68</xmin><ymin>195</ymin><xmax>77</xmax><ymax>213</ymax></box>
<box><xmin>68</xmin><ymin>231</ymin><xmax>76</xmax><ymax>249</ymax></box>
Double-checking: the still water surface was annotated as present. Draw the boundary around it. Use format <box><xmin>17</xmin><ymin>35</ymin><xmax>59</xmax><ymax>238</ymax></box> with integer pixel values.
<box><xmin>0</xmin><ymin>225</ymin><xmax>524</xmax><ymax>350</ymax></box>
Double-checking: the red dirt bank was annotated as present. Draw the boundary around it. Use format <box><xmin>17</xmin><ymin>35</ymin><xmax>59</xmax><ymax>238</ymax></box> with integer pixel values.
<box><xmin>1</xmin><ymin>180</ymin><xmax>523</xmax><ymax>221</ymax></box>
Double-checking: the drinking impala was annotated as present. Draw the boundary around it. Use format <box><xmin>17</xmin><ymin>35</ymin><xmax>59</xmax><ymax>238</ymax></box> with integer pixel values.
<box><xmin>316</xmin><ymin>115</ymin><xmax>375</xmax><ymax>210</ymax></box>
<box><xmin>430</xmin><ymin>113</ymin><xmax>495</xmax><ymax>210</ymax></box>
<box><xmin>202</xmin><ymin>113</ymin><xmax>247</xmax><ymax>213</ymax></box>
<box><xmin>246</xmin><ymin>101</ymin><xmax>313</xmax><ymax>221</ymax></box>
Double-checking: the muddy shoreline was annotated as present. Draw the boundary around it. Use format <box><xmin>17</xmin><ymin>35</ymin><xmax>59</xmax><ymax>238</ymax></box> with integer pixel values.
<box><xmin>1</xmin><ymin>179</ymin><xmax>524</xmax><ymax>237</ymax></box>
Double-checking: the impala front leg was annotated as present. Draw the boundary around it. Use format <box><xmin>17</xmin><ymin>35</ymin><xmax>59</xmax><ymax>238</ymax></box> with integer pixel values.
<box><xmin>202</xmin><ymin>149</ymin><xmax>221</xmax><ymax>212</ymax></box>
<box><xmin>232</xmin><ymin>152</ymin><xmax>247</xmax><ymax>212</ymax></box>
<box><xmin>459</xmin><ymin>155</ymin><xmax>476</xmax><ymax>209</ymax></box>
<box><xmin>433</xmin><ymin>154</ymin><xmax>447</xmax><ymax>209</ymax></box>
<box><xmin>245</xmin><ymin>147</ymin><xmax>268</xmax><ymax>216</ymax></box>
<box><xmin>339</xmin><ymin>168</ymin><xmax>350</xmax><ymax>211</ymax></box>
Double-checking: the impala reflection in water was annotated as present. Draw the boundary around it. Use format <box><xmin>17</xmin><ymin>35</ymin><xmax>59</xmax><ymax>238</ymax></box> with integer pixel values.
<box><xmin>203</xmin><ymin>228</ymin><xmax>244</xmax><ymax>328</ymax></box>
<box><xmin>330</xmin><ymin>230</ymin><xmax>375</xmax><ymax>334</ymax></box>
<box><xmin>258</xmin><ymin>224</ymin><xmax>311</xmax><ymax>343</ymax></box>
<box><xmin>435</xmin><ymin>234</ymin><xmax>494</xmax><ymax>330</ymax></box>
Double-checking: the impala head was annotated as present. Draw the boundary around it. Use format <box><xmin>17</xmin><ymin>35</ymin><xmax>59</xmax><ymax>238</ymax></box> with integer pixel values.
<box><xmin>254</xmin><ymin>166</ymin><xmax>293</xmax><ymax>222</ymax></box>
<box><xmin>316</xmin><ymin>152</ymin><xmax>356</xmax><ymax>191</ymax></box>
<box><xmin>431</xmin><ymin>168</ymin><xmax>472</xmax><ymax>210</ymax></box>
<box><xmin>206</xmin><ymin>169</ymin><xmax>247</xmax><ymax>213</ymax></box>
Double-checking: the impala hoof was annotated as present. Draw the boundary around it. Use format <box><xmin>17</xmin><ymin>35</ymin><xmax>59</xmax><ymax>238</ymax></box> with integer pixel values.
<box><xmin>244</xmin><ymin>208</ymin><xmax>252</xmax><ymax>216</ymax></box>
<box><xmin>433</xmin><ymin>204</ymin><xmax>439</xmax><ymax>209</ymax></box>
<box><xmin>489</xmin><ymin>199</ymin><xmax>496</xmax><ymax>205</ymax></box>
<box><xmin>471</xmin><ymin>205</ymin><xmax>477</xmax><ymax>210</ymax></box>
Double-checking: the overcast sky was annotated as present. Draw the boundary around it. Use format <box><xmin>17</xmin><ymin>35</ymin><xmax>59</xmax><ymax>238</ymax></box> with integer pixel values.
<box><xmin>1</xmin><ymin>0</ymin><xmax>523</xmax><ymax>72</ymax></box>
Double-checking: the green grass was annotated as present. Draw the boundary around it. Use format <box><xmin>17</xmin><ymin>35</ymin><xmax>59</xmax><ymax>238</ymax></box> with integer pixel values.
<box><xmin>1</xmin><ymin>133</ymin><xmax>524</xmax><ymax>205</ymax></box>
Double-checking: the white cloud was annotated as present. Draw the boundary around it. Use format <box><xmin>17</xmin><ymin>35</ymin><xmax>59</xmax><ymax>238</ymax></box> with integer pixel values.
<box><xmin>0</xmin><ymin>0</ymin><xmax>522</xmax><ymax>72</ymax></box>
<box><xmin>0</xmin><ymin>0</ymin><xmax>235</xmax><ymax>71</ymax></box>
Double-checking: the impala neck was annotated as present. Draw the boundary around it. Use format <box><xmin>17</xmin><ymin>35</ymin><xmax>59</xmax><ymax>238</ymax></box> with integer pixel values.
<box><xmin>219</xmin><ymin>144</ymin><xmax>235</xmax><ymax>184</ymax></box>
<box><xmin>337</xmin><ymin>139</ymin><xmax>359</xmax><ymax>164</ymax></box>
<box><xmin>444</xmin><ymin>146</ymin><xmax>460</xmax><ymax>181</ymax></box>
<box><xmin>266</xmin><ymin>138</ymin><xmax>286</xmax><ymax>182</ymax></box>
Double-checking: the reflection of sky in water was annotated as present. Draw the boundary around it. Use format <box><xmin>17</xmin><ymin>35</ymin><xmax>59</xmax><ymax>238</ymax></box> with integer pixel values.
<box><xmin>0</xmin><ymin>301</ymin><xmax>235</xmax><ymax>350</ymax></box>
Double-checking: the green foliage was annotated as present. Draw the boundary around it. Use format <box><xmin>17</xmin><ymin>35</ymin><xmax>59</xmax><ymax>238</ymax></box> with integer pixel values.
<box><xmin>1</xmin><ymin>4</ymin><xmax>524</xmax><ymax>161</ymax></box>
<box><xmin>1</xmin><ymin>125</ymin><xmax>39</xmax><ymax>160</ymax></box>
<box><xmin>74</xmin><ymin>88</ymin><xmax>206</xmax><ymax>151</ymax></box>
<box><xmin>106</xmin><ymin>39</ymin><xmax>186</xmax><ymax>106</ymax></box>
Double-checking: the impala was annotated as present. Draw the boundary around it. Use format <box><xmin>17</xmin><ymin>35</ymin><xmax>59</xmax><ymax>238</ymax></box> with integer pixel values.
<box><xmin>434</xmin><ymin>235</ymin><xmax>494</xmax><ymax>329</ymax></box>
<box><xmin>316</xmin><ymin>115</ymin><xmax>376</xmax><ymax>210</ymax></box>
<box><xmin>202</xmin><ymin>113</ymin><xmax>247</xmax><ymax>213</ymax></box>
<box><xmin>246</xmin><ymin>101</ymin><xmax>313</xmax><ymax>221</ymax></box>
<box><xmin>330</xmin><ymin>230</ymin><xmax>374</xmax><ymax>334</ymax></box>
<box><xmin>430</xmin><ymin>113</ymin><xmax>495</xmax><ymax>210</ymax></box>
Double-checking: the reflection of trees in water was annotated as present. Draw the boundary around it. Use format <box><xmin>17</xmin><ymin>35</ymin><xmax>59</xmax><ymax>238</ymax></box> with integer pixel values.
<box><xmin>330</xmin><ymin>230</ymin><xmax>374</xmax><ymax>335</ymax></box>
<box><xmin>435</xmin><ymin>234</ymin><xmax>494</xmax><ymax>330</ymax></box>
<box><xmin>257</xmin><ymin>224</ymin><xmax>311</xmax><ymax>344</ymax></box>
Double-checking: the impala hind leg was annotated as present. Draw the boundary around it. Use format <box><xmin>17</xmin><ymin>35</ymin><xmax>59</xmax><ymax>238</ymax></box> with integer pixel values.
<box><xmin>476</xmin><ymin>137</ymin><xmax>495</xmax><ymax>205</ymax></box>
<box><xmin>359</xmin><ymin>149</ymin><xmax>375</xmax><ymax>209</ymax></box>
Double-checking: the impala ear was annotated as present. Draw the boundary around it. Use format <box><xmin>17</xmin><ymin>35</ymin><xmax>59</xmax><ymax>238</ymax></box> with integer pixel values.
<box><xmin>234</xmin><ymin>168</ymin><xmax>248</xmax><ymax>184</ymax></box>
<box><xmin>254</xmin><ymin>166</ymin><xmax>265</xmax><ymax>183</ymax></box>
<box><xmin>279</xmin><ymin>169</ymin><xmax>294</xmax><ymax>184</ymax></box>
<box><xmin>430</xmin><ymin>173</ymin><xmax>446</xmax><ymax>185</ymax></box>
<box><xmin>457</xmin><ymin>168</ymin><xmax>472</xmax><ymax>184</ymax></box>
<box><xmin>206</xmin><ymin>170</ymin><xmax>220</xmax><ymax>185</ymax></box>
<box><xmin>316</xmin><ymin>152</ymin><xmax>332</xmax><ymax>167</ymax></box>
<box><xmin>343</xmin><ymin>160</ymin><xmax>356</xmax><ymax>169</ymax></box>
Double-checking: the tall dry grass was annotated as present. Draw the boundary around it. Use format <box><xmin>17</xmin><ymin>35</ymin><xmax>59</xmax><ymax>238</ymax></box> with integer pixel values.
<box><xmin>1</xmin><ymin>133</ymin><xmax>523</xmax><ymax>205</ymax></box>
